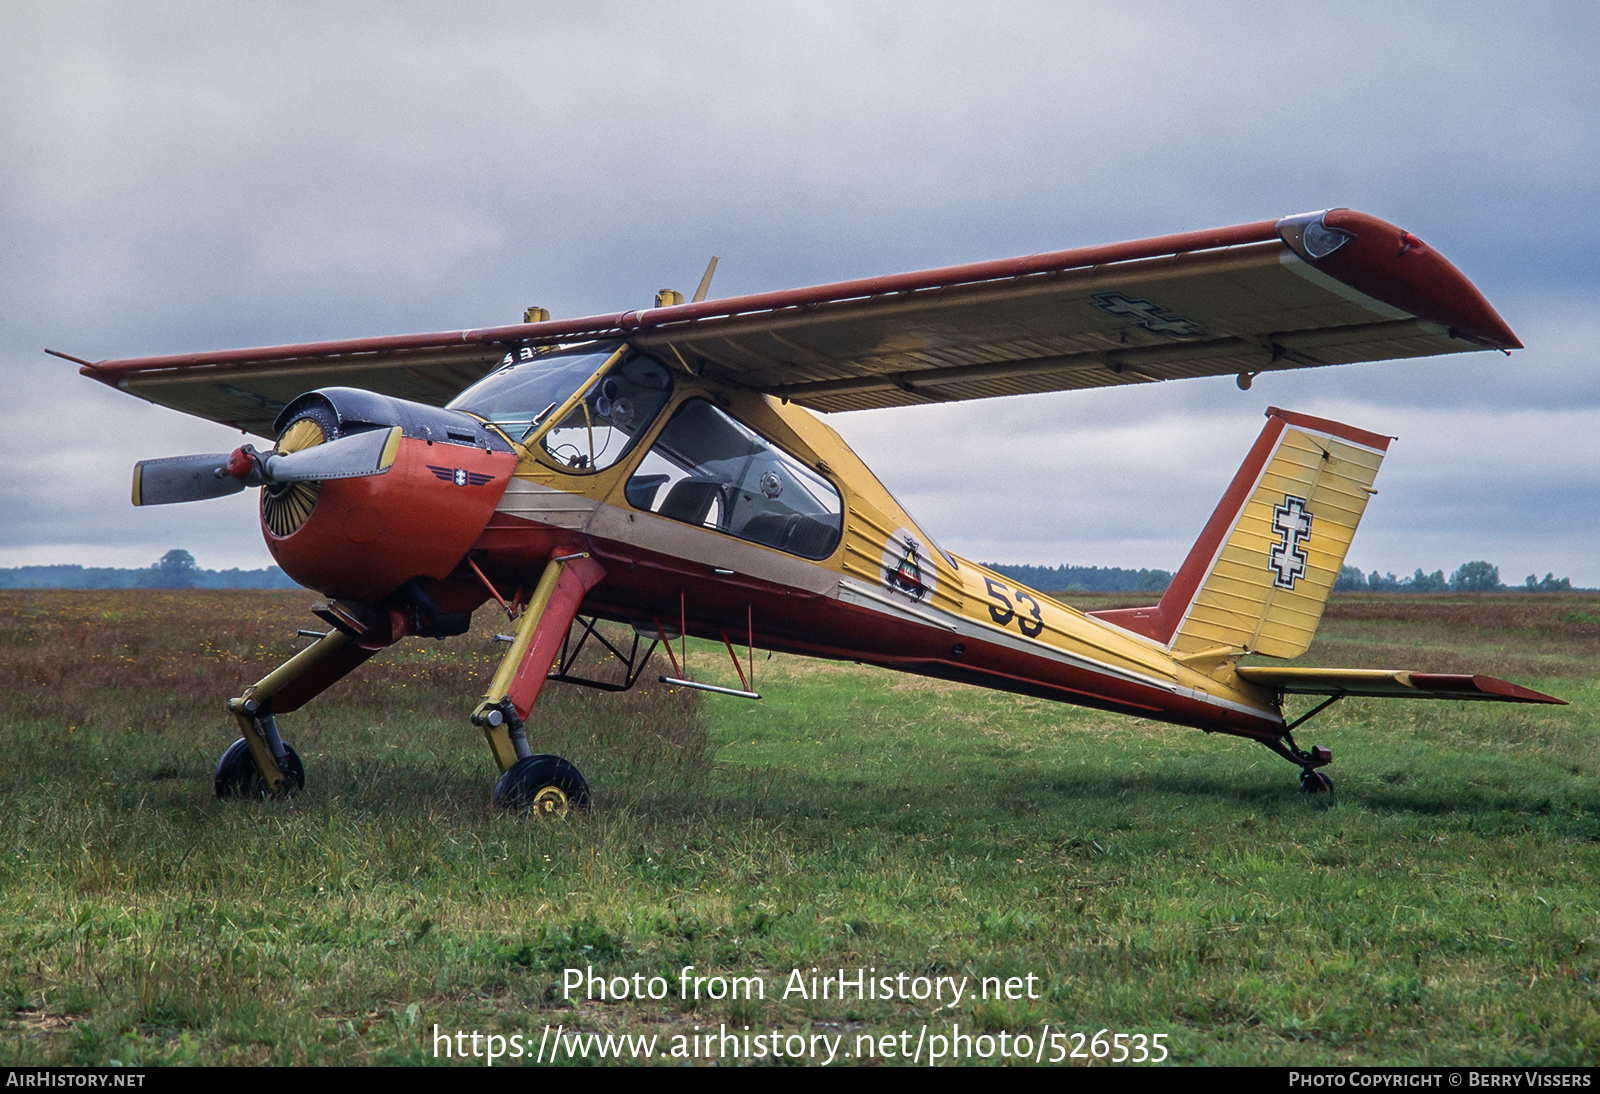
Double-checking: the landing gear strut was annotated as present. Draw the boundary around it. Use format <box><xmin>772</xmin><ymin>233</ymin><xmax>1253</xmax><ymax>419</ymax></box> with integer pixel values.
<box><xmin>1260</xmin><ymin>716</ymin><xmax>1337</xmax><ymax>793</ymax></box>
<box><xmin>469</xmin><ymin>552</ymin><xmax>606</xmax><ymax>812</ymax></box>
<box><xmin>215</xmin><ymin>601</ymin><xmax>392</xmax><ymax>800</ymax></box>
<box><xmin>218</xmin><ymin>627</ymin><xmax>366</xmax><ymax>797</ymax></box>
<box><xmin>1248</xmin><ymin>690</ymin><xmax>1337</xmax><ymax>793</ymax></box>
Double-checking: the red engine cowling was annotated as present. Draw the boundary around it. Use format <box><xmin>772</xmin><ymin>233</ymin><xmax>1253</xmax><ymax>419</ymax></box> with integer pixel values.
<box><xmin>265</xmin><ymin>435</ymin><xmax>517</xmax><ymax>602</ymax></box>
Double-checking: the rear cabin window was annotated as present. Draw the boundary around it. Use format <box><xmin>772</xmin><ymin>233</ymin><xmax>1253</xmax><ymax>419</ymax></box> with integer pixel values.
<box><xmin>626</xmin><ymin>399</ymin><xmax>842</xmax><ymax>560</ymax></box>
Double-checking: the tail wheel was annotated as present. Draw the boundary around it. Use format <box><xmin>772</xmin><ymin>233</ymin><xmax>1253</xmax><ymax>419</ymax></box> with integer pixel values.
<box><xmin>1300</xmin><ymin>769</ymin><xmax>1334</xmax><ymax>795</ymax></box>
<box><xmin>262</xmin><ymin>405</ymin><xmax>336</xmax><ymax>537</ymax></box>
<box><xmin>494</xmin><ymin>754</ymin><xmax>590</xmax><ymax>815</ymax></box>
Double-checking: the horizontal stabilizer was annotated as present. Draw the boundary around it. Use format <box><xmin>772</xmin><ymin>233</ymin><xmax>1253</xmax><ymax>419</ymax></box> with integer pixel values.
<box><xmin>132</xmin><ymin>454</ymin><xmax>244</xmax><ymax>506</ymax></box>
<box><xmin>1235</xmin><ymin>666</ymin><xmax>1564</xmax><ymax>705</ymax></box>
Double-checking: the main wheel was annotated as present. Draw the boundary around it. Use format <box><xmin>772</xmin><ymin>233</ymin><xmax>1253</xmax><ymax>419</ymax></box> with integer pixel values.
<box><xmin>214</xmin><ymin>737</ymin><xmax>305</xmax><ymax>799</ymax></box>
<box><xmin>1299</xmin><ymin>768</ymin><xmax>1334</xmax><ymax>796</ymax></box>
<box><xmin>493</xmin><ymin>754</ymin><xmax>590</xmax><ymax>816</ymax></box>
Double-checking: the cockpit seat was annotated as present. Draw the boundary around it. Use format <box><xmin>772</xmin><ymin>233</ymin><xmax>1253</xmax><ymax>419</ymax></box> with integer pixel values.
<box><xmin>735</xmin><ymin>511</ymin><xmax>840</xmax><ymax>558</ymax></box>
<box><xmin>625</xmin><ymin>474</ymin><xmax>670</xmax><ymax>511</ymax></box>
<box><xmin>784</xmin><ymin>516</ymin><xmax>841</xmax><ymax>558</ymax></box>
<box><xmin>657</xmin><ymin>478</ymin><xmax>725</xmax><ymax>527</ymax></box>
<box><xmin>738</xmin><ymin>512</ymin><xmax>796</xmax><ymax>550</ymax></box>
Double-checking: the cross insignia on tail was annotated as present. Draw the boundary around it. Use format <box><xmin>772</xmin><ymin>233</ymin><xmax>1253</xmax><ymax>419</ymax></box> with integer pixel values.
<box><xmin>1270</xmin><ymin>495</ymin><xmax>1313</xmax><ymax>589</ymax></box>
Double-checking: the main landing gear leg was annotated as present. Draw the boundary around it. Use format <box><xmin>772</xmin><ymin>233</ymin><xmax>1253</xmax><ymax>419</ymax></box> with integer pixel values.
<box><xmin>218</xmin><ymin>604</ymin><xmax>387</xmax><ymax>798</ymax></box>
<box><xmin>469</xmin><ymin>552</ymin><xmax>606</xmax><ymax>814</ymax></box>
<box><xmin>220</xmin><ymin>629</ymin><xmax>354</xmax><ymax>796</ymax></box>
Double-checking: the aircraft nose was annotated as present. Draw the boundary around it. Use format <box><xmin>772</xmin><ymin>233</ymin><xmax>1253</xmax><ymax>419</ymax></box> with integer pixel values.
<box><xmin>260</xmin><ymin>390</ymin><xmax>519</xmax><ymax>601</ymax></box>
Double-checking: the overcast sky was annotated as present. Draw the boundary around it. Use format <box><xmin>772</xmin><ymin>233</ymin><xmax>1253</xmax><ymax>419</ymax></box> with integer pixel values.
<box><xmin>3</xmin><ymin>2</ymin><xmax>1597</xmax><ymax>584</ymax></box>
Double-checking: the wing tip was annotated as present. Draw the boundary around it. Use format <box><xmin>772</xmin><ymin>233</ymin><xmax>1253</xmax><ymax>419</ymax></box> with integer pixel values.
<box><xmin>1316</xmin><ymin>210</ymin><xmax>1522</xmax><ymax>352</ymax></box>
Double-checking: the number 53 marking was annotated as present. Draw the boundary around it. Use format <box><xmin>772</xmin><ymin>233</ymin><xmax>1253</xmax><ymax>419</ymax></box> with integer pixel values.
<box><xmin>983</xmin><ymin>577</ymin><xmax>1043</xmax><ymax>637</ymax></box>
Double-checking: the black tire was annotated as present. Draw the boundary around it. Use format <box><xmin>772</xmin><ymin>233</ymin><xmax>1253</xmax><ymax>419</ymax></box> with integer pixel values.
<box><xmin>493</xmin><ymin>754</ymin><xmax>590</xmax><ymax>816</ymax></box>
<box><xmin>1299</xmin><ymin>769</ymin><xmax>1334</xmax><ymax>796</ymax></box>
<box><xmin>214</xmin><ymin>737</ymin><xmax>305</xmax><ymax>799</ymax></box>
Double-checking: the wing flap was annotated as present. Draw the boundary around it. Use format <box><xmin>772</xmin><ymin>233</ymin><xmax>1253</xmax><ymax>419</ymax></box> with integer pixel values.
<box><xmin>1235</xmin><ymin>666</ymin><xmax>1564</xmax><ymax>704</ymax></box>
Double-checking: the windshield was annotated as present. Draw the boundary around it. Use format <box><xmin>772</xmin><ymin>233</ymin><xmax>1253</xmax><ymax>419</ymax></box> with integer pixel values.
<box><xmin>447</xmin><ymin>346</ymin><xmax>675</xmax><ymax>473</ymax></box>
<box><xmin>446</xmin><ymin>347</ymin><xmax>615</xmax><ymax>434</ymax></box>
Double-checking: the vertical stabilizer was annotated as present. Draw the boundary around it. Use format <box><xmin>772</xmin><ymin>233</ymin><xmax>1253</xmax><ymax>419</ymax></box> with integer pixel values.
<box><xmin>1090</xmin><ymin>408</ymin><xmax>1391</xmax><ymax>659</ymax></box>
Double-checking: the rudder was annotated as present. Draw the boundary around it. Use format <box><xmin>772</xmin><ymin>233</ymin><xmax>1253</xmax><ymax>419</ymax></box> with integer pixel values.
<box><xmin>1091</xmin><ymin>407</ymin><xmax>1390</xmax><ymax>659</ymax></box>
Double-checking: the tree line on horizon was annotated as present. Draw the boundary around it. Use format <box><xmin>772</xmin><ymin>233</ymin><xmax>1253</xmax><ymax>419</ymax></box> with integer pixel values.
<box><xmin>0</xmin><ymin>552</ymin><xmax>1579</xmax><ymax>596</ymax></box>
<box><xmin>989</xmin><ymin>560</ymin><xmax>1579</xmax><ymax>595</ymax></box>
<box><xmin>0</xmin><ymin>550</ymin><xmax>298</xmax><ymax>590</ymax></box>
<box><xmin>1335</xmin><ymin>561</ymin><xmax>1574</xmax><ymax>594</ymax></box>
<box><xmin>986</xmin><ymin>564</ymin><xmax>1174</xmax><ymax>593</ymax></box>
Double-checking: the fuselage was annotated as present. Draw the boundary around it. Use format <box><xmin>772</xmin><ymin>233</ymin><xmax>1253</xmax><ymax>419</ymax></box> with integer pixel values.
<box><xmin>426</xmin><ymin>347</ymin><xmax>1289</xmax><ymax>744</ymax></box>
<box><xmin>249</xmin><ymin>344</ymin><xmax>1285</xmax><ymax>742</ymax></box>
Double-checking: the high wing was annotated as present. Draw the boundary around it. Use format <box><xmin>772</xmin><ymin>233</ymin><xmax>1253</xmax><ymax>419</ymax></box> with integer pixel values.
<box><xmin>77</xmin><ymin>208</ymin><xmax>1518</xmax><ymax>434</ymax></box>
<box><xmin>635</xmin><ymin>209</ymin><xmax>1520</xmax><ymax>411</ymax></box>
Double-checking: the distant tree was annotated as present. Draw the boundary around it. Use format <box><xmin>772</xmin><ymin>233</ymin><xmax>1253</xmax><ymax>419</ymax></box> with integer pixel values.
<box><xmin>138</xmin><ymin>549</ymin><xmax>200</xmax><ymax>589</ymax></box>
<box><xmin>984</xmin><ymin>564</ymin><xmax>1171</xmax><ymax>594</ymax></box>
<box><xmin>0</xmin><ymin>559</ymin><xmax>295</xmax><ymax>589</ymax></box>
<box><xmin>1404</xmin><ymin>568</ymin><xmax>1449</xmax><ymax>593</ymax></box>
<box><xmin>1135</xmin><ymin>568</ymin><xmax>1173</xmax><ymax>593</ymax></box>
<box><xmin>1355</xmin><ymin>563</ymin><xmax>1575</xmax><ymax>594</ymax></box>
<box><xmin>1334</xmin><ymin>565</ymin><xmax>1368</xmax><ymax>592</ymax></box>
<box><xmin>1449</xmin><ymin>560</ymin><xmax>1502</xmax><ymax>593</ymax></box>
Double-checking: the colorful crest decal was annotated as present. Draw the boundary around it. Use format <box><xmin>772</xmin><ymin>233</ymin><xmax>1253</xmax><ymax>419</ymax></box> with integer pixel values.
<box><xmin>427</xmin><ymin>465</ymin><xmax>495</xmax><ymax>487</ymax></box>
<box><xmin>880</xmin><ymin>528</ymin><xmax>936</xmax><ymax>603</ymax></box>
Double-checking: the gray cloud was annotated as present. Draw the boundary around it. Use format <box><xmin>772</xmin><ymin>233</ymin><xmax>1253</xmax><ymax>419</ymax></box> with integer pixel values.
<box><xmin>3</xmin><ymin>2</ymin><xmax>1597</xmax><ymax>578</ymax></box>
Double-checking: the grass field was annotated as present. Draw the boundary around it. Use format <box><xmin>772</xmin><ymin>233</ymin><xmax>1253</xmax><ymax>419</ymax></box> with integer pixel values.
<box><xmin>0</xmin><ymin>589</ymin><xmax>1596</xmax><ymax>1066</ymax></box>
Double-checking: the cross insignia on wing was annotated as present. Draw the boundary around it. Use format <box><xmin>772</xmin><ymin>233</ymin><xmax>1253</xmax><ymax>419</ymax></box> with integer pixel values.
<box><xmin>1090</xmin><ymin>292</ymin><xmax>1206</xmax><ymax>338</ymax></box>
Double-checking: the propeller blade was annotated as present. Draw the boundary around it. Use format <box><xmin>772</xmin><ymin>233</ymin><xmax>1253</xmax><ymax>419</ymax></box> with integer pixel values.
<box><xmin>263</xmin><ymin>426</ymin><xmax>401</xmax><ymax>482</ymax></box>
<box><xmin>132</xmin><ymin>455</ymin><xmax>245</xmax><ymax>506</ymax></box>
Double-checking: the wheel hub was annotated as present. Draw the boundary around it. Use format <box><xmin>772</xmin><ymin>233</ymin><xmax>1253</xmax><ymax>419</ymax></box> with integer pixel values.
<box><xmin>531</xmin><ymin>785</ymin><xmax>569</xmax><ymax>818</ymax></box>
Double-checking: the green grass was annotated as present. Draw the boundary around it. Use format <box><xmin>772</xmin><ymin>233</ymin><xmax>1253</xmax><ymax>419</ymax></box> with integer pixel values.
<box><xmin>0</xmin><ymin>591</ymin><xmax>1596</xmax><ymax>1065</ymax></box>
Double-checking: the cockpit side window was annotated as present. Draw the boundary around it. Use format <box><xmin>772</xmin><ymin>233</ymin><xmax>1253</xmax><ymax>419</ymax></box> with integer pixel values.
<box><xmin>445</xmin><ymin>347</ymin><xmax>673</xmax><ymax>474</ymax></box>
<box><xmin>626</xmin><ymin>399</ymin><xmax>842</xmax><ymax>560</ymax></box>
<box><xmin>538</xmin><ymin>354</ymin><xmax>674</xmax><ymax>473</ymax></box>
